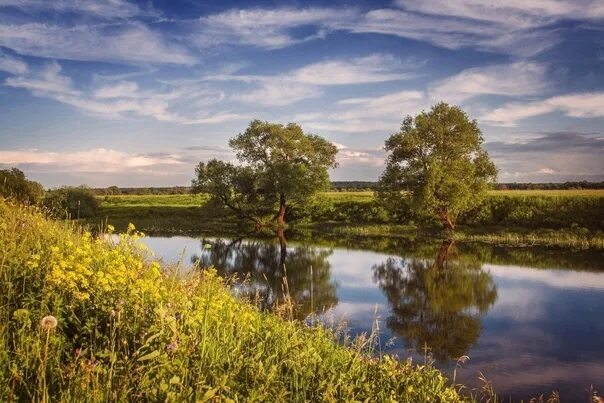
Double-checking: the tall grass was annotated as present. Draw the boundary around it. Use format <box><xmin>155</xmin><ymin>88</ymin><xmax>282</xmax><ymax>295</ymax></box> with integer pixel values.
<box><xmin>0</xmin><ymin>199</ymin><xmax>462</xmax><ymax>402</ymax></box>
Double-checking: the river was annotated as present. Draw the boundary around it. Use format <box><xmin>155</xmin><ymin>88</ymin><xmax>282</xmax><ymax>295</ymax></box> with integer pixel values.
<box><xmin>136</xmin><ymin>233</ymin><xmax>604</xmax><ymax>401</ymax></box>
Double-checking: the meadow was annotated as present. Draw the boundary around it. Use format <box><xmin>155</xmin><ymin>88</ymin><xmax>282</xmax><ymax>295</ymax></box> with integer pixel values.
<box><xmin>0</xmin><ymin>199</ymin><xmax>463</xmax><ymax>402</ymax></box>
<box><xmin>99</xmin><ymin>189</ymin><xmax>604</xmax><ymax>207</ymax></box>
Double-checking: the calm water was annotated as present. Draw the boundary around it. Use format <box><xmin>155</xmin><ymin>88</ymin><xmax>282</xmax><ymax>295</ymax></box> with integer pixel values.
<box><xmin>140</xmin><ymin>234</ymin><xmax>604</xmax><ymax>401</ymax></box>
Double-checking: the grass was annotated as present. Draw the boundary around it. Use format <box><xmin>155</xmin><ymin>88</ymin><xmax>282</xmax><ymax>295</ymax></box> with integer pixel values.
<box><xmin>98</xmin><ymin>189</ymin><xmax>604</xmax><ymax>208</ymax></box>
<box><xmin>92</xmin><ymin>190</ymin><xmax>604</xmax><ymax>249</ymax></box>
<box><xmin>318</xmin><ymin>223</ymin><xmax>604</xmax><ymax>250</ymax></box>
<box><xmin>0</xmin><ymin>199</ymin><xmax>463</xmax><ymax>402</ymax></box>
<box><xmin>100</xmin><ymin>193</ymin><xmax>210</xmax><ymax>207</ymax></box>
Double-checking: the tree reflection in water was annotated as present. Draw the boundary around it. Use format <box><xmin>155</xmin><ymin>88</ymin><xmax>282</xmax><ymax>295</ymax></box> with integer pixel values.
<box><xmin>192</xmin><ymin>233</ymin><xmax>338</xmax><ymax>320</ymax></box>
<box><xmin>373</xmin><ymin>239</ymin><xmax>498</xmax><ymax>361</ymax></box>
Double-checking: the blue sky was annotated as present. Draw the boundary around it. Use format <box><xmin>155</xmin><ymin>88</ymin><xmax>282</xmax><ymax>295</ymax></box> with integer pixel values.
<box><xmin>0</xmin><ymin>0</ymin><xmax>603</xmax><ymax>187</ymax></box>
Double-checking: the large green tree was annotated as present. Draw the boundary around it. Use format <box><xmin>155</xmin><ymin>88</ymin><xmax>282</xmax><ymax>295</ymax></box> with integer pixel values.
<box><xmin>0</xmin><ymin>168</ymin><xmax>44</xmax><ymax>204</ymax></box>
<box><xmin>378</xmin><ymin>103</ymin><xmax>497</xmax><ymax>230</ymax></box>
<box><xmin>192</xmin><ymin>120</ymin><xmax>338</xmax><ymax>227</ymax></box>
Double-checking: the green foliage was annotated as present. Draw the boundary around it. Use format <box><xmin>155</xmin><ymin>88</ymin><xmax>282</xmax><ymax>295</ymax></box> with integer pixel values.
<box><xmin>193</xmin><ymin>120</ymin><xmax>338</xmax><ymax>226</ymax></box>
<box><xmin>43</xmin><ymin>186</ymin><xmax>100</xmax><ymax>219</ymax></box>
<box><xmin>192</xmin><ymin>159</ymin><xmax>275</xmax><ymax>224</ymax></box>
<box><xmin>461</xmin><ymin>195</ymin><xmax>604</xmax><ymax>230</ymax></box>
<box><xmin>105</xmin><ymin>185</ymin><xmax>122</xmax><ymax>195</ymax></box>
<box><xmin>0</xmin><ymin>168</ymin><xmax>44</xmax><ymax>204</ymax></box>
<box><xmin>378</xmin><ymin>103</ymin><xmax>497</xmax><ymax>230</ymax></box>
<box><xmin>0</xmin><ymin>200</ymin><xmax>462</xmax><ymax>402</ymax></box>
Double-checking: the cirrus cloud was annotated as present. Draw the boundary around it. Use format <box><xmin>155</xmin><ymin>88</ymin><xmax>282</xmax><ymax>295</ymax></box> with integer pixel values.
<box><xmin>481</xmin><ymin>92</ymin><xmax>604</xmax><ymax>126</ymax></box>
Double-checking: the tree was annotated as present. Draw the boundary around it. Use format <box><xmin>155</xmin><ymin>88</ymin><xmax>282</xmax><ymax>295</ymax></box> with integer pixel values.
<box><xmin>378</xmin><ymin>103</ymin><xmax>497</xmax><ymax>230</ymax></box>
<box><xmin>192</xmin><ymin>120</ymin><xmax>338</xmax><ymax>227</ymax></box>
<box><xmin>106</xmin><ymin>185</ymin><xmax>121</xmax><ymax>195</ymax></box>
<box><xmin>0</xmin><ymin>168</ymin><xmax>44</xmax><ymax>204</ymax></box>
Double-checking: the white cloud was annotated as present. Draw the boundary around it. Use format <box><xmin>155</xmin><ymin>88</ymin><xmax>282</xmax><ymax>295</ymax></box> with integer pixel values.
<box><xmin>234</xmin><ymin>81</ymin><xmax>322</xmax><ymax>107</ymax></box>
<box><xmin>196</xmin><ymin>1</ymin><xmax>603</xmax><ymax>56</ymax></box>
<box><xmin>4</xmin><ymin>61</ymin><xmax>247</xmax><ymax>125</ymax></box>
<box><xmin>429</xmin><ymin>62</ymin><xmax>547</xmax><ymax>103</ymax></box>
<box><xmin>197</xmin><ymin>5</ymin><xmax>560</xmax><ymax>57</ymax></box>
<box><xmin>488</xmin><ymin>264</ymin><xmax>604</xmax><ymax>290</ymax></box>
<box><xmin>196</xmin><ymin>8</ymin><xmax>350</xmax><ymax>49</ymax></box>
<box><xmin>0</xmin><ymin>0</ymin><xmax>147</xmax><ymax>19</ymax></box>
<box><xmin>335</xmin><ymin>144</ymin><xmax>385</xmax><ymax>167</ymax></box>
<box><xmin>481</xmin><ymin>92</ymin><xmax>604</xmax><ymax>126</ymax></box>
<box><xmin>0</xmin><ymin>22</ymin><xmax>195</xmax><ymax>65</ymax></box>
<box><xmin>397</xmin><ymin>0</ymin><xmax>604</xmax><ymax>27</ymax></box>
<box><xmin>219</xmin><ymin>53</ymin><xmax>412</xmax><ymax>106</ymax></box>
<box><xmin>383</xmin><ymin>0</ymin><xmax>604</xmax><ymax>56</ymax></box>
<box><xmin>93</xmin><ymin>81</ymin><xmax>140</xmax><ymax>99</ymax></box>
<box><xmin>5</xmin><ymin>61</ymin><xmax>79</xmax><ymax>96</ymax></box>
<box><xmin>297</xmin><ymin>90</ymin><xmax>427</xmax><ymax>133</ymax></box>
<box><xmin>537</xmin><ymin>167</ymin><xmax>556</xmax><ymax>174</ymax></box>
<box><xmin>0</xmin><ymin>148</ymin><xmax>185</xmax><ymax>173</ymax></box>
<box><xmin>0</xmin><ymin>49</ymin><xmax>27</xmax><ymax>74</ymax></box>
<box><xmin>348</xmin><ymin>8</ymin><xmax>558</xmax><ymax>57</ymax></box>
<box><xmin>290</xmin><ymin>54</ymin><xmax>414</xmax><ymax>85</ymax></box>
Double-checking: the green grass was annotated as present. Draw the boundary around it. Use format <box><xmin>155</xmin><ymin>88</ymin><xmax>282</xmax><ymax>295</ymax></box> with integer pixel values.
<box><xmin>0</xmin><ymin>199</ymin><xmax>463</xmax><ymax>402</ymax></box>
<box><xmin>100</xmin><ymin>193</ymin><xmax>210</xmax><ymax>207</ymax></box>
<box><xmin>99</xmin><ymin>189</ymin><xmax>604</xmax><ymax>209</ymax></box>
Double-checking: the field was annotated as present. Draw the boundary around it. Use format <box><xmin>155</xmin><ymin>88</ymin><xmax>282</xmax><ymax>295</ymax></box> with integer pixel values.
<box><xmin>0</xmin><ymin>199</ymin><xmax>463</xmax><ymax>402</ymax></box>
<box><xmin>99</xmin><ymin>193</ymin><xmax>210</xmax><ymax>207</ymax></box>
<box><xmin>100</xmin><ymin>189</ymin><xmax>604</xmax><ymax>207</ymax></box>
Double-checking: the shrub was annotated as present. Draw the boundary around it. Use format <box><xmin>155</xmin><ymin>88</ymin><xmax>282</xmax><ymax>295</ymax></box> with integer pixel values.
<box><xmin>43</xmin><ymin>186</ymin><xmax>99</xmax><ymax>219</ymax></box>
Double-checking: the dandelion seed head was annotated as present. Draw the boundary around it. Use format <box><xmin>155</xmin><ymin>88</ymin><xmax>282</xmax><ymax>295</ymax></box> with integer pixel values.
<box><xmin>40</xmin><ymin>315</ymin><xmax>58</xmax><ymax>330</ymax></box>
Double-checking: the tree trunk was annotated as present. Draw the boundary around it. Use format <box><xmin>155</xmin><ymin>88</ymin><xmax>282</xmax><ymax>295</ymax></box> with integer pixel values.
<box><xmin>277</xmin><ymin>193</ymin><xmax>286</xmax><ymax>227</ymax></box>
<box><xmin>277</xmin><ymin>227</ymin><xmax>287</xmax><ymax>272</ymax></box>
<box><xmin>435</xmin><ymin>238</ymin><xmax>454</xmax><ymax>270</ymax></box>
<box><xmin>439</xmin><ymin>208</ymin><xmax>455</xmax><ymax>231</ymax></box>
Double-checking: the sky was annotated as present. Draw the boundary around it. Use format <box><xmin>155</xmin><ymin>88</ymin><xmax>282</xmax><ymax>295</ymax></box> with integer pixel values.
<box><xmin>0</xmin><ymin>0</ymin><xmax>603</xmax><ymax>187</ymax></box>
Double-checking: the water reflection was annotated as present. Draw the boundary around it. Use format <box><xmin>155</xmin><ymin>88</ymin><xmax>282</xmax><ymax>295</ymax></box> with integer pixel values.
<box><xmin>372</xmin><ymin>240</ymin><xmax>497</xmax><ymax>361</ymax></box>
<box><xmin>192</xmin><ymin>234</ymin><xmax>338</xmax><ymax>319</ymax></box>
<box><xmin>140</xmin><ymin>233</ymin><xmax>604</xmax><ymax>400</ymax></box>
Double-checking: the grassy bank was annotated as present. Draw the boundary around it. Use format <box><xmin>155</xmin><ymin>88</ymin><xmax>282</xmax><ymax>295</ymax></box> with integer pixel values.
<box><xmin>0</xmin><ymin>199</ymin><xmax>462</xmax><ymax>402</ymax></box>
<box><xmin>93</xmin><ymin>190</ymin><xmax>604</xmax><ymax>248</ymax></box>
<box><xmin>316</xmin><ymin>223</ymin><xmax>604</xmax><ymax>249</ymax></box>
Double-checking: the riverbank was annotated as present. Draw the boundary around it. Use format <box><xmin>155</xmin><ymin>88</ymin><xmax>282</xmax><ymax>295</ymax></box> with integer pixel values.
<box><xmin>90</xmin><ymin>191</ymin><xmax>604</xmax><ymax>249</ymax></box>
<box><xmin>0</xmin><ymin>199</ymin><xmax>462</xmax><ymax>401</ymax></box>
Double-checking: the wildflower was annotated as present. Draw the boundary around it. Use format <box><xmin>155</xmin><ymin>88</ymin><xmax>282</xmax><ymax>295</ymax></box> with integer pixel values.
<box><xmin>40</xmin><ymin>315</ymin><xmax>58</xmax><ymax>330</ymax></box>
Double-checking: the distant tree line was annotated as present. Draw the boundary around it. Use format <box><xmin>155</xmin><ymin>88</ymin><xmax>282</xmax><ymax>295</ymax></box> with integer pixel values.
<box><xmin>495</xmin><ymin>181</ymin><xmax>604</xmax><ymax>190</ymax></box>
<box><xmin>86</xmin><ymin>181</ymin><xmax>604</xmax><ymax>196</ymax></box>
<box><xmin>89</xmin><ymin>186</ymin><xmax>193</xmax><ymax>196</ymax></box>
